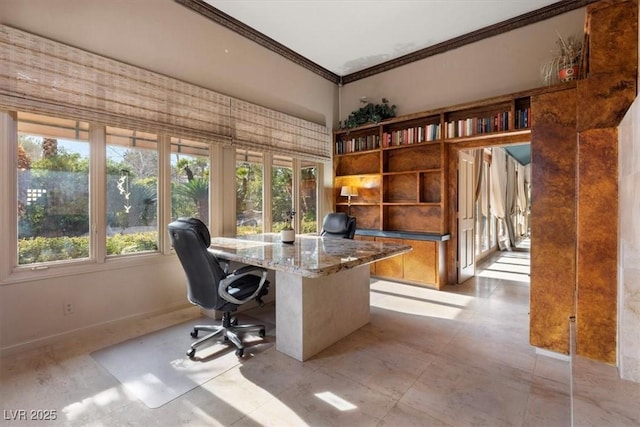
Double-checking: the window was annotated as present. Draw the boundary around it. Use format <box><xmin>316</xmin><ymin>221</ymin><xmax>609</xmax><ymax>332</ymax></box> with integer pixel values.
<box><xmin>5</xmin><ymin>109</ymin><xmax>322</xmax><ymax>278</ymax></box>
<box><xmin>235</xmin><ymin>150</ymin><xmax>264</xmax><ymax>236</ymax></box>
<box><xmin>234</xmin><ymin>150</ymin><xmax>322</xmax><ymax>236</ymax></box>
<box><xmin>300</xmin><ymin>161</ymin><xmax>318</xmax><ymax>233</ymax></box>
<box><xmin>170</xmin><ymin>138</ymin><xmax>210</xmax><ymax>228</ymax></box>
<box><xmin>17</xmin><ymin>113</ymin><xmax>90</xmax><ymax>265</ymax></box>
<box><xmin>106</xmin><ymin>127</ymin><xmax>159</xmax><ymax>255</ymax></box>
<box><xmin>271</xmin><ymin>155</ymin><xmax>293</xmax><ymax>232</ymax></box>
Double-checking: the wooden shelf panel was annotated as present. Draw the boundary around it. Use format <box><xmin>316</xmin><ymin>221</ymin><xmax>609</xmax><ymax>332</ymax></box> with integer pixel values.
<box><xmin>442</xmin><ymin>129</ymin><xmax>531</xmax><ymax>143</ymax></box>
<box><xmin>383</xmin><ymin>205</ymin><xmax>442</xmax><ymax>233</ymax></box>
<box><xmin>420</xmin><ymin>171</ymin><xmax>441</xmax><ymax>203</ymax></box>
<box><xmin>383</xmin><ymin>143</ymin><xmax>441</xmax><ymax>172</ymax></box>
<box><xmin>336</xmin><ymin>202</ymin><xmax>378</xmax><ymax>206</ymax></box>
<box><xmin>337</xmin><ymin>205</ymin><xmax>381</xmax><ymax>230</ymax></box>
<box><xmin>383</xmin><ymin>168</ymin><xmax>440</xmax><ymax>175</ymax></box>
<box><xmin>382</xmin><ymin>202</ymin><xmax>441</xmax><ymax>206</ymax></box>
<box><xmin>383</xmin><ymin>173</ymin><xmax>417</xmax><ymax>203</ymax></box>
<box><xmin>335</xmin><ymin>150</ymin><xmax>380</xmax><ymax>176</ymax></box>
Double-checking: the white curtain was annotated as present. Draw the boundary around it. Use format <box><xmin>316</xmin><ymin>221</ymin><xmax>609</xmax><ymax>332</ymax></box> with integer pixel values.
<box><xmin>505</xmin><ymin>155</ymin><xmax>517</xmax><ymax>247</ymax></box>
<box><xmin>490</xmin><ymin>147</ymin><xmax>510</xmax><ymax>249</ymax></box>
<box><xmin>473</xmin><ymin>149</ymin><xmax>484</xmax><ymax>203</ymax></box>
<box><xmin>523</xmin><ymin>164</ymin><xmax>532</xmax><ymax>235</ymax></box>
<box><xmin>516</xmin><ymin>163</ymin><xmax>527</xmax><ymax>237</ymax></box>
<box><xmin>490</xmin><ymin>148</ymin><xmax>507</xmax><ymax>219</ymax></box>
<box><xmin>481</xmin><ymin>168</ymin><xmax>488</xmax><ymax>218</ymax></box>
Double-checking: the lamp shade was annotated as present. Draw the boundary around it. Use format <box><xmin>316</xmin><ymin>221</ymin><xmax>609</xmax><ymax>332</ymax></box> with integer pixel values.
<box><xmin>340</xmin><ymin>186</ymin><xmax>358</xmax><ymax>197</ymax></box>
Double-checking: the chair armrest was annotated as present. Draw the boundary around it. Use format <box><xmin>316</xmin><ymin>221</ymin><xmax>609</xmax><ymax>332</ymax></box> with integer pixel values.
<box><xmin>218</xmin><ymin>267</ymin><xmax>269</xmax><ymax>305</ymax></box>
<box><xmin>231</xmin><ymin>264</ymin><xmax>264</xmax><ymax>277</ymax></box>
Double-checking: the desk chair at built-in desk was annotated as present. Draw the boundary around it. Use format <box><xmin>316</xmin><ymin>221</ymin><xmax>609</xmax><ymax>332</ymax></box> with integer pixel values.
<box><xmin>320</xmin><ymin>212</ymin><xmax>356</xmax><ymax>239</ymax></box>
<box><xmin>168</xmin><ymin>217</ymin><xmax>270</xmax><ymax>358</ymax></box>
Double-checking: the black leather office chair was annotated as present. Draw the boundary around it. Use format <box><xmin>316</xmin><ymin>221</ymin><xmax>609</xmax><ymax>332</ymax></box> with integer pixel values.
<box><xmin>168</xmin><ymin>217</ymin><xmax>269</xmax><ymax>358</ymax></box>
<box><xmin>320</xmin><ymin>212</ymin><xmax>356</xmax><ymax>239</ymax></box>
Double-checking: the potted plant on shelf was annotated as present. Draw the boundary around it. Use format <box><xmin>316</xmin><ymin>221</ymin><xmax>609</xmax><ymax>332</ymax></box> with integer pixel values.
<box><xmin>339</xmin><ymin>97</ymin><xmax>397</xmax><ymax>130</ymax></box>
<box><xmin>541</xmin><ymin>33</ymin><xmax>584</xmax><ymax>85</ymax></box>
<box><xmin>281</xmin><ymin>209</ymin><xmax>295</xmax><ymax>244</ymax></box>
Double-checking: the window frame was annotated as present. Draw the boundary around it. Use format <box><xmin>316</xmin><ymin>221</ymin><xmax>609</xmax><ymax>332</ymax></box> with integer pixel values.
<box><xmin>16</xmin><ymin>115</ymin><xmax>93</xmax><ymax>266</ymax></box>
<box><xmin>0</xmin><ymin>110</ymin><xmax>323</xmax><ymax>284</ymax></box>
<box><xmin>235</xmin><ymin>150</ymin><xmax>320</xmax><ymax>237</ymax></box>
<box><xmin>105</xmin><ymin>125</ymin><xmax>161</xmax><ymax>257</ymax></box>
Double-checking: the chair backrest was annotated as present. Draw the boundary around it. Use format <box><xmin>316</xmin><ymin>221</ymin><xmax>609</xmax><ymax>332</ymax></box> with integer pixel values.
<box><xmin>168</xmin><ymin>218</ymin><xmax>228</xmax><ymax>310</ymax></box>
<box><xmin>320</xmin><ymin>212</ymin><xmax>356</xmax><ymax>239</ymax></box>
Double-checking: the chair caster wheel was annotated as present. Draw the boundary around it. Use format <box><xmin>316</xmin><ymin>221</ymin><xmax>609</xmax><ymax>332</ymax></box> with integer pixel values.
<box><xmin>190</xmin><ymin>329</ymin><xmax>198</xmax><ymax>338</ymax></box>
<box><xmin>235</xmin><ymin>348</ymin><xmax>244</xmax><ymax>357</ymax></box>
<box><xmin>259</xmin><ymin>329</ymin><xmax>266</xmax><ymax>338</ymax></box>
<box><xmin>187</xmin><ymin>348</ymin><xmax>196</xmax><ymax>358</ymax></box>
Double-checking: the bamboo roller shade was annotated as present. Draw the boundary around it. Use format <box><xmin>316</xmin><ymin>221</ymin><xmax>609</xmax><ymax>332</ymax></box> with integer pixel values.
<box><xmin>0</xmin><ymin>25</ymin><xmax>330</xmax><ymax>161</ymax></box>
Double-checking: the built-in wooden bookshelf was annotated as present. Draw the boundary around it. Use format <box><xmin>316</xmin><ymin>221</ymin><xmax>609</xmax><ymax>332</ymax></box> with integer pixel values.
<box><xmin>333</xmin><ymin>91</ymin><xmax>533</xmax><ymax>289</ymax></box>
<box><xmin>334</xmin><ymin>94</ymin><xmax>531</xmax><ymax>155</ymax></box>
<box><xmin>334</xmin><ymin>92</ymin><xmax>531</xmax><ymax>231</ymax></box>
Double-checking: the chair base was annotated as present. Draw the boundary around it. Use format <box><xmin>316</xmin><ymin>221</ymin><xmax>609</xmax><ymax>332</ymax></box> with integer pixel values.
<box><xmin>187</xmin><ymin>312</ymin><xmax>266</xmax><ymax>358</ymax></box>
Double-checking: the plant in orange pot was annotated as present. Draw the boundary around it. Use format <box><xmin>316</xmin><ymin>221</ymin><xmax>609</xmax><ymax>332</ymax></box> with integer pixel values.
<box><xmin>541</xmin><ymin>33</ymin><xmax>583</xmax><ymax>85</ymax></box>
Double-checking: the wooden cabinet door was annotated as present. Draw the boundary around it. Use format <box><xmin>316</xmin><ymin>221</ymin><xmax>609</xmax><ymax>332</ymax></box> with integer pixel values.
<box><xmin>374</xmin><ymin>237</ymin><xmax>404</xmax><ymax>279</ymax></box>
<box><xmin>403</xmin><ymin>240</ymin><xmax>437</xmax><ymax>285</ymax></box>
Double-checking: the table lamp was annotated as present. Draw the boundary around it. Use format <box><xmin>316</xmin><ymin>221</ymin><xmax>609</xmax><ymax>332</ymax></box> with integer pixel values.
<box><xmin>340</xmin><ymin>185</ymin><xmax>358</xmax><ymax>216</ymax></box>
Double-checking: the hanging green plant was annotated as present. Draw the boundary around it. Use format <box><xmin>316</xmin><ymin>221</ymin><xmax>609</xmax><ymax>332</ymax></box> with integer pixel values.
<box><xmin>339</xmin><ymin>97</ymin><xmax>397</xmax><ymax>130</ymax></box>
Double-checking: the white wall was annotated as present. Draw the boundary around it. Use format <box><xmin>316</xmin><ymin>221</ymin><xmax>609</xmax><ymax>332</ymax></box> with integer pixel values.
<box><xmin>0</xmin><ymin>258</ymin><xmax>188</xmax><ymax>352</ymax></box>
<box><xmin>0</xmin><ymin>0</ymin><xmax>335</xmax><ymax>353</ymax></box>
<box><xmin>618</xmin><ymin>77</ymin><xmax>640</xmax><ymax>383</ymax></box>
<box><xmin>338</xmin><ymin>9</ymin><xmax>586</xmax><ymax>119</ymax></box>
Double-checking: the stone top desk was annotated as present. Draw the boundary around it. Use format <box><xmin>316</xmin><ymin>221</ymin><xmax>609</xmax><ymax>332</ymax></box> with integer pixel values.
<box><xmin>209</xmin><ymin>233</ymin><xmax>411</xmax><ymax>361</ymax></box>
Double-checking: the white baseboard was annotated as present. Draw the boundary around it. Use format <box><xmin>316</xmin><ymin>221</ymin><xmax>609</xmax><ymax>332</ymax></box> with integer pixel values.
<box><xmin>0</xmin><ymin>302</ymin><xmax>195</xmax><ymax>358</ymax></box>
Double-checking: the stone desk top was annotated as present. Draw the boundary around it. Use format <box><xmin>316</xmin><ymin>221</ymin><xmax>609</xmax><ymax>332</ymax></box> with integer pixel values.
<box><xmin>209</xmin><ymin>233</ymin><xmax>412</xmax><ymax>278</ymax></box>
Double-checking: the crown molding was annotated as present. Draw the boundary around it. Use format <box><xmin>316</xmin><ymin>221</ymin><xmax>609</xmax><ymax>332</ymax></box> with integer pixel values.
<box><xmin>176</xmin><ymin>0</ymin><xmax>599</xmax><ymax>86</ymax></box>
<box><xmin>342</xmin><ymin>0</ymin><xmax>599</xmax><ymax>84</ymax></box>
<box><xmin>175</xmin><ymin>0</ymin><xmax>341</xmax><ymax>84</ymax></box>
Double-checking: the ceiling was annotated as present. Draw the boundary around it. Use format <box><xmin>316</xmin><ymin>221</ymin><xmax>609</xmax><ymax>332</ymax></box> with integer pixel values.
<box><xmin>198</xmin><ymin>0</ymin><xmax>575</xmax><ymax>80</ymax></box>
<box><xmin>180</xmin><ymin>0</ymin><xmax>577</xmax><ymax>163</ymax></box>
<box><xmin>505</xmin><ymin>144</ymin><xmax>531</xmax><ymax>166</ymax></box>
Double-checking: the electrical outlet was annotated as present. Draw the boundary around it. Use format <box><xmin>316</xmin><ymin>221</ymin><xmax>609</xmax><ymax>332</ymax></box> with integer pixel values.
<box><xmin>63</xmin><ymin>302</ymin><xmax>73</xmax><ymax>315</ymax></box>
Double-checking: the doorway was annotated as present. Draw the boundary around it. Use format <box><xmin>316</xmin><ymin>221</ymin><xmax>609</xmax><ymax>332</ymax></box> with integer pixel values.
<box><xmin>455</xmin><ymin>145</ymin><xmax>531</xmax><ymax>284</ymax></box>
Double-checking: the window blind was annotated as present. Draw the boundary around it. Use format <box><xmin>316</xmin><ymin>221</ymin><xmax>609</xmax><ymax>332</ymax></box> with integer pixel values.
<box><xmin>0</xmin><ymin>25</ymin><xmax>331</xmax><ymax>160</ymax></box>
<box><xmin>231</xmin><ymin>98</ymin><xmax>331</xmax><ymax>161</ymax></box>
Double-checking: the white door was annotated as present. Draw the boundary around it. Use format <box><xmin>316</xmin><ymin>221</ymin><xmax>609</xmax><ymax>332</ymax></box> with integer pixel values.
<box><xmin>458</xmin><ymin>151</ymin><xmax>475</xmax><ymax>283</ymax></box>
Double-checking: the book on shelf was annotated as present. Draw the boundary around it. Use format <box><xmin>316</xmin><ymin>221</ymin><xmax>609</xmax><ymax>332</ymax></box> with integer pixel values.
<box><xmin>382</xmin><ymin>123</ymin><xmax>441</xmax><ymax>147</ymax></box>
<box><xmin>335</xmin><ymin>134</ymin><xmax>381</xmax><ymax>154</ymax></box>
<box><xmin>445</xmin><ymin>111</ymin><xmax>510</xmax><ymax>138</ymax></box>
<box><xmin>514</xmin><ymin>107</ymin><xmax>530</xmax><ymax>129</ymax></box>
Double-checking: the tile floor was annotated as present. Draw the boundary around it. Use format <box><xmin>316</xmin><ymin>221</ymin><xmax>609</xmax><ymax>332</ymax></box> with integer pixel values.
<box><xmin>1</xmin><ymin>247</ymin><xmax>639</xmax><ymax>426</ymax></box>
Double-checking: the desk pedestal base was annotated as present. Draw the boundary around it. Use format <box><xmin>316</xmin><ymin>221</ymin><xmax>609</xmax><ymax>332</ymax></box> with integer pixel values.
<box><xmin>275</xmin><ymin>265</ymin><xmax>370</xmax><ymax>361</ymax></box>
